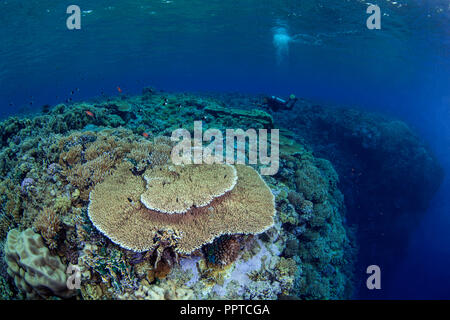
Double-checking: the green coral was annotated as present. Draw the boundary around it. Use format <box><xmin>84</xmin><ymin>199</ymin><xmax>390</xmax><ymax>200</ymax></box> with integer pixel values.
<box><xmin>0</xmin><ymin>276</ymin><xmax>14</xmax><ymax>300</ymax></box>
<box><xmin>294</xmin><ymin>161</ymin><xmax>328</xmax><ymax>203</ymax></box>
<box><xmin>80</xmin><ymin>244</ymin><xmax>137</xmax><ymax>296</ymax></box>
<box><xmin>54</xmin><ymin>195</ymin><xmax>71</xmax><ymax>215</ymax></box>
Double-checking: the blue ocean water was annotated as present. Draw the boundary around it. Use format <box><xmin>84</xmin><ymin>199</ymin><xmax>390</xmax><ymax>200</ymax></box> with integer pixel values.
<box><xmin>0</xmin><ymin>0</ymin><xmax>449</xmax><ymax>299</ymax></box>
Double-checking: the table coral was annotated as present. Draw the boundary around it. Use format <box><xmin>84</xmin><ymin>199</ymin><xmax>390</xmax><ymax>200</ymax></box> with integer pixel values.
<box><xmin>88</xmin><ymin>162</ymin><xmax>275</xmax><ymax>254</ymax></box>
<box><xmin>141</xmin><ymin>164</ymin><xmax>237</xmax><ymax>214</ymax></box>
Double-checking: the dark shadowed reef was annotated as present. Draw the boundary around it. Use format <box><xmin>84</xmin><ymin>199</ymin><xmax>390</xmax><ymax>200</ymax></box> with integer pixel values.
<box><xmin>208</xmin><ymin>92</ymin><xmax>445</xmax><ymax>297</ymax></box>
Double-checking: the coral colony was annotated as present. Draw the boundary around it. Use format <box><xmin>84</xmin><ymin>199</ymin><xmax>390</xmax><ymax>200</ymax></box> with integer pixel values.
<box><xmin>0</xmin><ymin>89</ymin><xmax>442</xmax><ymax>300</ymax></box>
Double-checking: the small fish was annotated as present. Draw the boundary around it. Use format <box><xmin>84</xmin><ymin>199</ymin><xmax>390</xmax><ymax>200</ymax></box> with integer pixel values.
<box><xmin>117</xmin><ymin>86</ymin><xmax>122</xmax><ymax>93</ymax></box>
<box><xmin>142</xmin><ymin>132</ymin><xmax>149</xmax><ymax>138</ymax></box>
<box><xmin>85</xmin><ymin>111</ymin><xmax>95</xmax><ymax>118</ymax></box>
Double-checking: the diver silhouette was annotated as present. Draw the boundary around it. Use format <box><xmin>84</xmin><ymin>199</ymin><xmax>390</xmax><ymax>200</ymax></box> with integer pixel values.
<box><xmin>265</xmin><ymin>94</ymin><xmax>298</xmax><ymax>111</ymax></box>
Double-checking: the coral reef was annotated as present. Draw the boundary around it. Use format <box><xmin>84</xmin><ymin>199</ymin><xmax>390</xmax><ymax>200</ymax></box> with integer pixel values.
<box><xmin>2</xmin><ymin>89</ymin><xmax>421</xmax><ymax>300</ymax></box>
<box><xmin>0</xmin><ymin>276</ymin><xmax>14</xmax><ymax>300</ymax></box>
<box><xmin>272</xmin><ymin>151</ymin><xmax>356</xmax><ymax>299</ymax></box>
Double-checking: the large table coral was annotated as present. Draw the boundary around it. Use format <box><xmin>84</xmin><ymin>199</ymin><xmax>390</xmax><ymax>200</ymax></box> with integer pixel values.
<box><xmin>88</xmin><ymin>162</ymin><xmax>275</xmax><ymax>254</ymax></box>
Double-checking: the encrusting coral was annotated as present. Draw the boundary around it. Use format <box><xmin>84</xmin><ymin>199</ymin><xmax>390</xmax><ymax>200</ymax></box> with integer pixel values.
<box><xmin>88</xmin><ymin>162</ymin><xmax>275</xmax><ymax>254</ymax></box>
<box><xmin>4</xmin><ymin>228</ymin><xmax>74</xmax><ymax>299</ymax></box>
<box><xmin>141</xmin><ymin>164</ymin><xmax>237</xmax><ymax>214</ymax></box>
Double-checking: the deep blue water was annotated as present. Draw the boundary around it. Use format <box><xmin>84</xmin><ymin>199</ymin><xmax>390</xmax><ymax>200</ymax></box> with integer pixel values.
<box><xmin>1</xmin><ymin>0</ymin><xmax>449</xmax><ymax>299</ymax></box>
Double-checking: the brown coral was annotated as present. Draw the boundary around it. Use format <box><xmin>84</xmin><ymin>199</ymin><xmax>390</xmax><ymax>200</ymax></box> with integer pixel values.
<box><xmin>141</xmin><ymin>164</ymin><xmax>237</xmax><ymax>214</ymax></box>
<box><xmin>88</xmin><ymin>162</ymin><xmax>275</xmax><ymax>254</ymax></box>
<box><xmin>58</xmin><ymin>129</ymin><xmax>173</xmax><ymax>201</ymax></box>
<box><xmin>59</xmin><ymin>144</ymin><xmax>82</xmax><ymax>167</ymax></box>
<box><xmin>0</xmin><ymin>178</ymin><xmax>22</xmax><ymax>223</ymax></box>
<box><xmin>33</xmin><ymin>208</ymin><xmax>61</xmax><ymax>249</ymax></box>
<box><xmin>203</xmin><ymin>235</ymin><xmax>242</xmax><ymax>267</ymax></box>
<box><xmin>63</xmin><ymin>153</ymin><xmax>117</xmax><ymax>200</ymax></box>
<box><xmin>0</xmin><ymin>213</ymin><xmax>12</xmax><ymax>240</ymax></box>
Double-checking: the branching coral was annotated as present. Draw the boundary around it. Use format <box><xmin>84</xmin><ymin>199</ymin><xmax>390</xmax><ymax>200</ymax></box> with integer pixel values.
<box><xmin>294</xmin><ymin>161</ymin><xmax>328</xmax><ymax>203</ymax></box>
<box><xmin>287</xmin><ymin>191</ymin><xmax>304</xmax><ymax>210</ymax></box>
<box><xmin>87</xmin><ymin>162</ymin><xmax>275</xmax><ymax>254</ymax></box>
<box><xmin>78</xmin><ymin>243</ymin><xmax>138</xmax><ymax>297</ymax></box>
<box><xmin>33</xmin><ymin>208</ymin><xmax>61</xmax><ymax>249</ymax></box>
<box><xmin>58</xmin><ymin>129</ymin><xmax>173</xmax><ymax>201</ymax></box>
<box><xmin>54</xmin><ymin>195</ymin><xmax>72</xmax><ymax>214</ymax></box>
<box><xmin>0</xmin><ymin>179</ymin><xmax>22</xmax><ymax>223</ymax></box>
<box><xmin>59</xmin><ymin>144</ymin><xmax>83</xmax><ymax>167</ymax></box>
<box><xmin>63</xmin><ymin>153</ymin><xmax>117</xmax><ymax>200</ymax></box>
<box><xmin>0</xmin><ymin>212</ymin><xmax>13</xmax><ymax>240</ymax></box>
<box><xmin>203</xmin><ymin>235</ymin><xmax>242</xmax><ymax>267</ymax></box>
